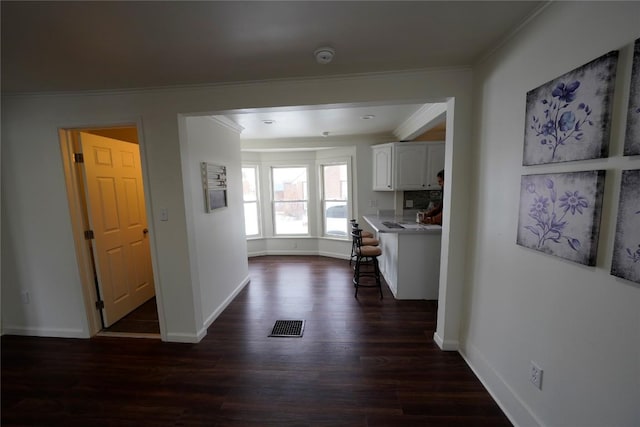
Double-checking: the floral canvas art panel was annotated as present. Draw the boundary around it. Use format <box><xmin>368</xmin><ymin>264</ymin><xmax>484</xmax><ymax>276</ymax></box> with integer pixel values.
<box><xmin>624</xmin><ymin>38</ymin><xmax>640</xmax><ymax>155</ymax></box>
<box><xmin>517</xmin><ymin>170</ymin><xmax>605</xmax><ymax>266</ymax></box>
<box><xmin>611</xmin><ymin>170</ymin><xmax>640</xmax><ymax>283</ymax></box>
<box><xmin>523</xmin><ymin>51</ymin><xmax>618</xmax><ymax>165</ymax></box>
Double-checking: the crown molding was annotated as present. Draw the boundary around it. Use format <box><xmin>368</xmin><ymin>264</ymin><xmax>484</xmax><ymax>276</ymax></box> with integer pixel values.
<box><xmin>0</xmin><ymin>65</ymin><xmax>472</xmax><ymax>99</ymax></box>
<box><xmin>208</xmin><ymin>115</ymin><xmax>244</xmax><ymax>134</ymax></box>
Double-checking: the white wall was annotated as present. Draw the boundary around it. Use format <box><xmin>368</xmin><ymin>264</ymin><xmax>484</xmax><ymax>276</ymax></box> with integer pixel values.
<box><xmin>181</xmin><ymin>116</ymin><xmax>250</xmax><ymax>338</ymax></box>
<box><xmin>464</xmin><ymin>3</ymin><xmax>640</xmax><ymax>426</ymax></box>
<box><xmin>1</xmin><ymin>68</ymin><xmax>473</xmax><ymax>346</ymax></box>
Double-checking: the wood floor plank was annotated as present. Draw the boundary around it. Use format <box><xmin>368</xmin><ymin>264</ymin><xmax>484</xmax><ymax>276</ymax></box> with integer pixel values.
<box><xmin>1</xmin><ymin>255</ymin><xmax>511</xmax><ymax>426</ymax></box>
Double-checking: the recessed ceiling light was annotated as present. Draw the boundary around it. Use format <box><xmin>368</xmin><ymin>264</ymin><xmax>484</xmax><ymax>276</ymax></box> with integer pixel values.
<box><xmin>322</xmin><ymin>131</ymin><xmax>330</xmax><ymax>137</ymax></box>
<box><xmin>361</xmin><ymin>115</ymin><xmax>375</xmax><ymax>120</ymax></box>
<box><xmin>262</xmin><ymin>119</ymin><xmax>276</xmax><ymax>125</ymax></box>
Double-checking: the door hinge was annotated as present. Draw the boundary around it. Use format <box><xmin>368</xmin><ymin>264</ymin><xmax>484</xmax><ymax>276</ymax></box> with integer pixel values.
<box><xmin>84</xmin><ymin>230</ymin><xmax>95</xmax><ymax>240</ymax></box>
<box><xmin>74</xmin><ymin>152</ymin><xmax>84</xmax><ymax>163</ymax></box>
<box><xmin>95</xmin><ymin>300</ymin><xmax>105</xmax><ymax>310</ymax></box>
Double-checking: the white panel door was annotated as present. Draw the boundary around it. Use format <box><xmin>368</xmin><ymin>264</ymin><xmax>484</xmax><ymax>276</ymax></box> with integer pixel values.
<box><xmin>80</xmin><ymin>132</ymin><xmax>155</xmax><ymax>327</ymax></box>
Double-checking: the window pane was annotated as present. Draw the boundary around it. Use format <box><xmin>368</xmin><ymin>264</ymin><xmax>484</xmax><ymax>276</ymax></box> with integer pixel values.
<box><xmin>323</xmin><ymin>164</ymin><xmax>348</xmax><ymax>200</ymax></box>
<box><xmin>273</xmin><ymin>167</ymin><xmax>307</xmax><ymax>201</ymax></box>
<box><xmin>244</xmin><ymin>202</ymin><xmax>259</xmax><ymax>236</ymax></box>
<box><xmin>322</xmin><ymin>163</ymin><xmax>348</xmax><ymax>238</ymax></box>
<box><xmin>242</xmin><ymin>167</ymin><xmax>257</xmax><ymax>201</ymax></box>
<box><xmin>325</xmin><ymin>201</ymin><xmax>348</xmax><ymax>237</ymax></box>
<box><xmin>274</xmin><ymin>201</ymin><xmax>308</xmax><ymax>234</ymax></box>
<box><xmin>242</xmin><ymin>166</ymin><xmax>260</xmax><ymax>236</ymax></box>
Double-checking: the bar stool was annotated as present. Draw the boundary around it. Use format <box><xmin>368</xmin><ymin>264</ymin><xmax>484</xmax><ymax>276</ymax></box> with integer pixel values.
<box><xmin>351</xmin><ymin>228</ymin><xmax>383</xmax><ymax>299</ymax></box>
<box><xmin>350</xmin><ymin>219</ymin><xmax>374</xmax><ymax>238</ymax></box>
<box><xmin>349</xmin><ymin>220</ymin><xmax>379</xmax><ymax>266</ymax></box>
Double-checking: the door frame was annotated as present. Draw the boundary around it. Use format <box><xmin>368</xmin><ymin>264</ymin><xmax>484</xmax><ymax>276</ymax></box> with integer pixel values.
<box><xmin>59</xmin><ymin>122</ymin><xmax>166</xmax><ymax>339</ymax></box>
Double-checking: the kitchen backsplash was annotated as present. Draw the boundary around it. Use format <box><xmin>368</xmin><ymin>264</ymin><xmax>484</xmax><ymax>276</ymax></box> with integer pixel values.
<box><xmin>404</xmin><ymin>190</ymin><xmax>442</xmax><ymax>210</ymax></box>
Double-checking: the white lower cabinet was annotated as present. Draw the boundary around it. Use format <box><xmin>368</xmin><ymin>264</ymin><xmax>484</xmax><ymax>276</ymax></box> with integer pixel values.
<box><xmin>378</xmin><ymin>232</ymin><xmax>441</xmax><ymax>300</ymax></box>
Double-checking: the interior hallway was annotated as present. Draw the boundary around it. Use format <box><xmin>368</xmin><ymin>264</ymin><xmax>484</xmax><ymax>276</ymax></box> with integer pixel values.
<box><xmin>1</xmin><ymin>256</ymin><xmax>511</xmax><ymax>426</ymax></box>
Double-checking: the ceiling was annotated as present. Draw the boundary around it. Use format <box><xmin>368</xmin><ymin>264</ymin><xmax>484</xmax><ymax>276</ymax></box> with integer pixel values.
<box><xmin>1</xmin><ymin>1</ymin><xmax>545</xmax><ymax>141</ymax></box>
<box><xmin>222</xmin><ymin>102</ymin><xmax>432</xmax><ymax>141</ymax></box>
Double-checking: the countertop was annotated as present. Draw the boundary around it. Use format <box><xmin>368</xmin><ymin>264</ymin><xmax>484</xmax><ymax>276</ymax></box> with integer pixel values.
<box><xmin>362</xmin><ymin>215</ymin><xmax>442</xmax><ymax>234</ymax></box>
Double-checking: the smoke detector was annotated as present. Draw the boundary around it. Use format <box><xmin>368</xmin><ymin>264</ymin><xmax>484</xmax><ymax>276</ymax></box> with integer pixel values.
<box><xmin>314</xmin><ymin>47</ymin><xmax>335</xmax><ymax>64</ymax></box>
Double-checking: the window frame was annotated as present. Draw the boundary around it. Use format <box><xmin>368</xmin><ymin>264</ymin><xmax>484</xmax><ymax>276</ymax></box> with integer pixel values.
<box><xmin>319</xmin><ymin>159</ymin><xmax>352</xmax><ymax>240</ymax></box>
<box><xmin>270</xmin><ymin>165</ymin><xmax>310</xmax><ymax>236</ymax></box>
<box><xmin>241</xmin><ymin>164</ymin><xmax>261</xmax><ymax>238</ymax></box>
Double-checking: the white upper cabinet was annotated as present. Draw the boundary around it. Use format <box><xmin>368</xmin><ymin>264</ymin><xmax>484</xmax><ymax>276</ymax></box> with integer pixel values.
<box><xmin>395</xmin><ymin>143</ymin><xmax>428</xmax><ymax>190</ymax></box>
<box><xmin>372</xmin><ymin>143</ymin><xmax>394</xmax><ymax>191</ymax></box>
<box><xmin>372</xmin><ymin>142</ymin><xmax>444</xmax><ymax>191</ymax></box>
<box><xmin>425</xmin><ymin>143</ymin><xmax>445</xmax><ymax>190</ymax></box>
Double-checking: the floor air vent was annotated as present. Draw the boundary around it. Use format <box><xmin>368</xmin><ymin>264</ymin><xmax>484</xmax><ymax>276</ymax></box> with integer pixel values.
<box><xmin>269</xmin><ymin>320</ymin><xmax>305</xmax><ymax>338</ymax></box>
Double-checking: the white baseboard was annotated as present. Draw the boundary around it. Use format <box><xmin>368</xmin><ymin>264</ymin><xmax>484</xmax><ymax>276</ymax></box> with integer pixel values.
<box><xmin>164</xmin><ymin>332</ymin><xmax>203</xmax><ymax>343</ymax></box>
<box><xmin>460</xmin><ymin>342</ymin><xmax>544</xmax><ymax>427</ymax></box>
<box><xmin>318</xmin><ymin>250</ymin><xmax>350</xmax><ymax>260</ymax></box>
<box><xmin>248</xmin><ymin>250</ymin><xmax>348</xmax><ymax>260</ymax></box>
<box><xmin>433</xmin><ymin>331</ymin><xmax>459</xmax><ymax>351</ymax></box>
<box><xmin>1</xmin><ymin>325</ymin><xmax>88</xmax><ymax>339</ymax></box>
<box><xmin>198</xmin><ymin>274</ymin><xmax>251</xmax><ymax>337</ymax></box>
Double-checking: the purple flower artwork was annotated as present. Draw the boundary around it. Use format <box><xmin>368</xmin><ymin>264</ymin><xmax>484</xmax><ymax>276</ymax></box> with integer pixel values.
<box><xmin>523</xmin><ymin>51</ymin><xmax>618</xmax><ymax>165</ymax></box>
<box><xmin>611</xmin><ymin>170</ymin><xmax>640</xmax><ymax>283</ymax></box>
<box><xmin>517</xmin><ymin>171</ymin><xmax>606</xmax><ymax>266</ymax></box>
<box><xmin>623</xmin><ymin>39</ymin><xmax>640</xmax><ymax>156</ymax></box>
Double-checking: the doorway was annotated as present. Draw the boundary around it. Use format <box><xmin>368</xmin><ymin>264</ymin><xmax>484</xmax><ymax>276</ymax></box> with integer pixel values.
<box><xmin>59</xmin><ymin>126</ymin><xmax>161</xmax><ymax>338</ymax></box>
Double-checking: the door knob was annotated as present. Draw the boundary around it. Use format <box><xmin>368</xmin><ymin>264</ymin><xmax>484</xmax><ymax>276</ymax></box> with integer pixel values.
<box><xmin>143</xmin><ymin>228</ymin><xmax>149</xmax><ymax>235</ymax></box>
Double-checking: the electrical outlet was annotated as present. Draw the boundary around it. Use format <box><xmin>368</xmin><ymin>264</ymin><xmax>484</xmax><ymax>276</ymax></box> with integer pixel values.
<box><xmin>369</xmin><ymin>200</ymin><xmax>378</xmax><ymax>208</ymax></box>
<box><xmin>530</xmin><ymin>362</ymin><xmax>543</xmax><ymax>390</ymax></box>
<box><xmin>21</xmin><ymin>291</ymin><xmax>30</xmax><ymax>305</ymax></box>
<box><xmin>406</xmin><ymin>200</ymin><xmax>413</xmax><ymax>208</ymax></box>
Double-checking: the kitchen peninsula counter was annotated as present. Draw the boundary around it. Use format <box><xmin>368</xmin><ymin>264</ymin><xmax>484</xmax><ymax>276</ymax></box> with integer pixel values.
<box><xmin>363</xmin><ymin>215</ymin><xmax>442</xmax><ymax>234</ymax></box>
<box><xmin>362</xmin><ymin>215</ymin><xmax>441</xmax><ymax>300</ymax></box>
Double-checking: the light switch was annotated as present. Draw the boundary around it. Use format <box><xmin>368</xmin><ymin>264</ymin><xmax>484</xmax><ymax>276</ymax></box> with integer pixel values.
<box><xmin>406</xmin><ymin>200</ymin><xmax>413</xmax><ymax>208</ymax></box>
<box><xmin>160</xmin><ymin>208</ymin><xmax>169</xmax><ymax>221</ymax></box>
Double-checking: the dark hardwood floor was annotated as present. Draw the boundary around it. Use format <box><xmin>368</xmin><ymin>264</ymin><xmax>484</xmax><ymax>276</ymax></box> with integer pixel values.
<box><xmin>102</xmin><ymin>297</ymin><xmax>160</xmax><ymax>335</ymax></box>
<box><xmin>1</xmin><ymin>256</ymin><xmax>511</xmax><ymax>427</ymax></box>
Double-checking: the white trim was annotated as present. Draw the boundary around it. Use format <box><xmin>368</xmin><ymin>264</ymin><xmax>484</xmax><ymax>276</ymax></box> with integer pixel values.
<box><xmin>3</xmin><ymin>65</ymin><xmax>473</xmax><ymax>98</ymax></box>
<box><xmin>433</xmin><ymin>331</ymin><xmax>459</xmax><ymax>351</ymax></box>
<box><xmin>58</xmin><ymin>122</ymin><xmax>168</xmax><ymax>342</ymax></box>
<box><xmin>247</xmin><ymin>250</ymin><xmax>349</xmax><ymax>260</ymax></box>
<box><xmin>393</xmin><ymin>102</ymin><xmax>447</xmax><ymax>141</ymax></box>
<box><xmin>476</xmin><ymin>1</ymin><xmax>553</xmax><ymax>67</ymax></box>
<box><xmin>242</xmin><ymin>164</ymin><xmax>262</xmax><ymax>238</ymax></box>
<box><xmin>202</xmin><ymin>275</ymin><xmax>251</xmax><ymax>331</ymax></box>
<box><xmin>165</xmin><ymin>332</ymin><xmax>204</xmax><ymax>343</ymax></box>
<box><xmin>2</xmin><ymin>326</ymin><xmax>88</xmax><ymax>339</ymax></box>
<box><xmin>208</xmin><ymin>115</ymin><xmax>244</xmax><ymax>133</ymax></box>
<box><xmin>97</xmin><ymin>332</ymin><xmax>161</xmax><ymax>340</ymax></box>
<box><xmin>317</xmin><ymin>251</ymin><xmax>350</xmax><ymax>260</ymax></box>
<box><xmin>248</xmin><ymin>250</ymin><xmax>269</xmax><ymax>257</ymax></box>
<box><xmin>460</xmin><ymin>343</ymin><xmax>544</xmax><ymax>427</ymax></box>
<box><xmin>258</xmin><ymin>249</ymin><xmax>320</xmax><ymax>256</ymax></box>
<box><xmin>59</xmin><ymin>129</ymin><xmax>100</xmax><ymax>338</ymax></box>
